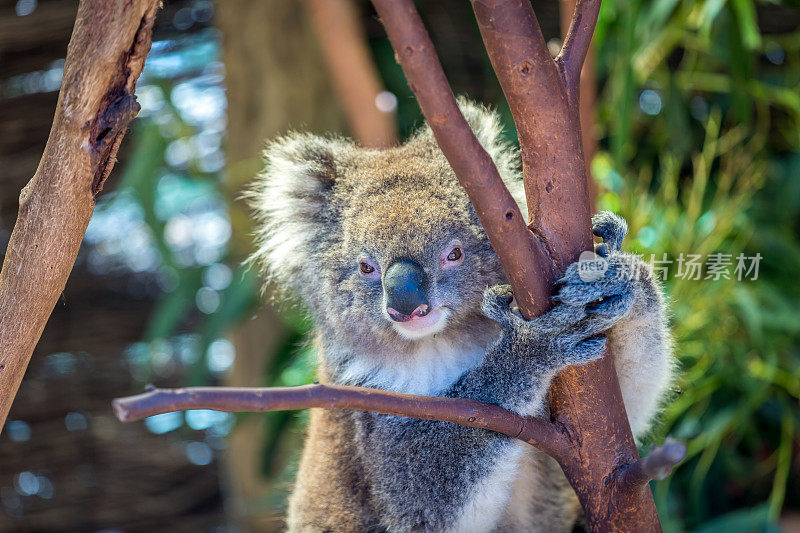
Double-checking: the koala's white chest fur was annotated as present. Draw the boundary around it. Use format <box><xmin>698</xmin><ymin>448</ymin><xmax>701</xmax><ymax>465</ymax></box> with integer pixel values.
<box><xmin>450</xmin><ymin>441</ymin><xmax>527</xmax><ymax>533</ymax></box>
<box><xmin>338</xmin><ymin>337</ymin><xmax>489</xmax><ymax>396</ymax></box>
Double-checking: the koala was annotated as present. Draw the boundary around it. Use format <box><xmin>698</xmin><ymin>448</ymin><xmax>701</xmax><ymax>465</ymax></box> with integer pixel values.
<box><xmin>249</xmin><ymin>100</ymin><xmax>673</xmax><ymax>532</ymax></box>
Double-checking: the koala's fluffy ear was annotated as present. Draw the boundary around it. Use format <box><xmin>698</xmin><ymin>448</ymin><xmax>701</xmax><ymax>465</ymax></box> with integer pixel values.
<box><xmin>247</xmin><ymin>133</ymin><xmax>350</xmax><ymax>289</ymax></box>
<box><xmin>408</xmin><ymin>97</ymin><xmax>526</xmax><ymax>215</ymax></box>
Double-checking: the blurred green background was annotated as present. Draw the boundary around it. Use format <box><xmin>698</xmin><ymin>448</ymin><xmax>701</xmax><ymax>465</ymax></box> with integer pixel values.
<box><xmin>0</xmin><ymin>0</ymin><xmax>798</xmax><ymax>531</ymax></box>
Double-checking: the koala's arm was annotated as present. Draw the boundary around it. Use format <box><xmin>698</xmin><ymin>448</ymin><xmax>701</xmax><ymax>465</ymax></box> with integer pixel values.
<box><xmin>356</xmin><ymin>284</ymin><xmax>623</xmax><ymax>531</ymax></box>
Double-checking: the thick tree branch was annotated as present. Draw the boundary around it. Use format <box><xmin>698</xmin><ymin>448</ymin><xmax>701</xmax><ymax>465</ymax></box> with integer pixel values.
<box><xmin>113</xmin><ymin>384</ymin><xmax>574</xmax><ymax>463</ymax></box>
<box><xmin>469</xmin><ymin>2</ymin><xmax>664</xmax><ymax>530</ymax></box>
<box><xmin>304</xmin><ymin>0</ymin><xmax>398</xmax><ymax>148</ymax></box>
<box><xmin>617</xmin><ymin>440</ymin><xmax>687</xmax><ymax>492</ymax></box>
<box><xmin>555</xmin><ymin>0</ymin><xmax>602</xmax><ymax>97</ymax></box>
<box><xmin>370</xmin><ymin>0</ymin><xmax>552</xmax><ymax>316</ymax></box>
<box><xmin>0</xmin><ymin>0</ymin><xmax>160</xmax><ymax>429</ymax></box>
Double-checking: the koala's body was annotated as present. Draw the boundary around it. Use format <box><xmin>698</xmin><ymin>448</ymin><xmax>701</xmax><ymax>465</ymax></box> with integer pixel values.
<box><xmin>250</xmin><ymin>101</ymin><xmax>673</xmax><ymax>532</ymax></box>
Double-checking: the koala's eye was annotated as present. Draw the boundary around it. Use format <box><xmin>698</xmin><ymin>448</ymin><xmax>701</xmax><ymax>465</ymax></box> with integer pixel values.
<box><xmin>358</xmin><ymin>259</ymin><xmax>380</xmax><ymax>278</ymax></box>
<box><xmin>442</xmin><ymin>242</ymin><xmax>464</xmax><ymax>268</ymax></box>
<box><xmin>358</xmin><ymin>256</ymin><xmax>380</xmax><ymax>279</ymax></box>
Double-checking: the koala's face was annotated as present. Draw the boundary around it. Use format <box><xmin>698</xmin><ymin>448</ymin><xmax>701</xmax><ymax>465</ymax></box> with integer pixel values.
<box><xmin>332</xmin><ymin>169</ymin><xmax>503</xmax><ymax>343</ymax></box>
<box><xmin>250</xmin><ymin>100</ymin><xmax>523</xmax><ymax>349</ymax></box>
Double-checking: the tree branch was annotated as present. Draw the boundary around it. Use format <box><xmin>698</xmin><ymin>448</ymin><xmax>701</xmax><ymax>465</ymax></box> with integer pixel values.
<box><xmin>304</xmin><ymin>0</ymin><xmax>398</xmax><ymax>148</ymax></box>
<box><xmin>555</xmin><ymin>0</ymin><xmax>602</xmax><ymax>97</ymax></box>
<box><xmin>370</xmin><ymin>0</ymin><xmax>552</xmax><ymax>317</ymax></box>
<box><xmin>0</xmin><ymin>0</ymin><xmax>160</xmax><ymax>430</ymax></box>
<box><xmin>113</xmin><ymin>384</ymin><xmax>574</xmax><ymax>463</ymax></box>
<box><xmin>616</xmin><ymin>440</ymin><xmax>687</xmax><ymax>492</ymax></box>
<box><xmin>470</xmin><ymin>0</ymin><xmax>590</xmax><ymax>286</ymax></box>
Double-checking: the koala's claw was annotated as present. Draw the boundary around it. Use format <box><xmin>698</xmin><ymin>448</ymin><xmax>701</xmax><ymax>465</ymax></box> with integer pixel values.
<box><xmin>568</xmin><ymin>335</ymin><xmax>607</xmax><ymax>365</ymax></box>
<box><xmin>592</xmin><ymin>211</ymin><xmax>627</xmax><ymax>252</ymax></box>
<box><xmin>594</xmin><ymin>242</ymin><xmax>610</xmax><ymax>258</ymax></box>
<box><xmin>482</xmin><ymin>285</ymin><xmax>519</xmax><ymax>326</ymax></box>
<box><xmin>557</xmin><ymin>273</ymin><xmax>634</xmax><ymax>312</ymax></box>
<box><xmin>551</xmin><ymin>314</ymin><xmax>614</xmax><ymax>367</ymax></box>
<box><xmin>585</xmin><ymin>293</ymin><xmax>631</xmax><ymax>317</ymax></box>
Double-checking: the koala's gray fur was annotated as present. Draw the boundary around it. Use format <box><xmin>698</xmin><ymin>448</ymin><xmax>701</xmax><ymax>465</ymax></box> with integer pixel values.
<box><xmin>249</xmin><ymin>99</ymin><xmax>673</xmax><ymax>532</ymax></box>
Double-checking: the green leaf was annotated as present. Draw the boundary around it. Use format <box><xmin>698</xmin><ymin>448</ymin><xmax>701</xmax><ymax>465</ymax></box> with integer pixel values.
<box><xmin>730</xmin><ymin>0</ymin><xmax>762</xmax><ymax>50</ymax></box>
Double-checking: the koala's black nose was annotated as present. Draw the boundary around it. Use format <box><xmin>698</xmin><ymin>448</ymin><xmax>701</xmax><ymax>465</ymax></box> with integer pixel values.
<box><xmin>384</xmin><ymin>259</ymin><xmax>430</xmax><ymax>320</ymax></box>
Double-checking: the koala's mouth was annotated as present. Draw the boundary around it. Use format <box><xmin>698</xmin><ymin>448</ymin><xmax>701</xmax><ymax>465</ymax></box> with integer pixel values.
<box><xmin>388</xmin><ymin>306</ymin><xmax>449</xmax><ymax>340</ymax></box>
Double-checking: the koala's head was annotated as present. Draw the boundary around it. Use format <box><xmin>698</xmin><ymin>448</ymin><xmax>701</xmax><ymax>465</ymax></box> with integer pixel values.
<box><xmin>249</xmin><ymin>100</ymin><xmax>524</xmax><ymax>351</ymax></box>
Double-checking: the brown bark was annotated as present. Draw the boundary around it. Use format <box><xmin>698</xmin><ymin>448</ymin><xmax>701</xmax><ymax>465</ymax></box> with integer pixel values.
<box><xmin>304</xmin><ymin>0</ymin><xmax>398</xmax><ymax>148</ymax></box>
<box><xmin>471</xmin><ymin>0</ymin><xmax>594</xmax><ymax>285</ymax></box>
<box><xmin>616</xmin><ymin>440</ymin><xmax>687</xmax><ymax>493</ymax></box>
<box><xmin>366</xmin><ymin>0</ymin><xmax>554</xmax><ymax>313</ymax></box>
<box><xmin>0</xmin><ymin>0</ymin><xmax>160</xmax><ymax>430</ymax></box>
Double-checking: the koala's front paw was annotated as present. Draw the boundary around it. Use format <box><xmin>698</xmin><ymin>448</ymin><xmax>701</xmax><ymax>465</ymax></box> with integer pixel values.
<box><xmin>555</xmin><ymin>213</ymin><xmax>652</xmax><ymax>317</ymax></box>
<box><xmin>552</xmin><ymin>254</ymin><xmax>637</xmax><ymax>316</ymax></box>
<box><xmin>592</xmin><ymin>211</ymin><xmax>628</xmax><ymax>256</ymax></box>
<box><xmin>482</xmin><ymin>285</ymin><xmax>607</xmax><ymax>371</ymax></box>
<box><xmin>481</xmin><ymin>284</ymin><xmax>519</xmax><ymax>326</ymax></box>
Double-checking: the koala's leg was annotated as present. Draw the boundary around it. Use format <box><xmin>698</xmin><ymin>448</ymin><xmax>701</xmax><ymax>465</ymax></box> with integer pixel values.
<box><xmin>287</xmin><ymin>410</ymin><xmax>380</xmax><ymax>532</ymax></box>
<box><xmin>354</xmin><ymin>284</ymin><xmax>628</xmax><ymax>532</ymax></box>
<box><xmin>553</xmin><ymin>211</ymin><xmax>674</xmax><ymax>439</ymax></box>
<box><xmin>501</xmin><ymin>447</ymin><xmax>581</xmax><ymax>532</ymax></box>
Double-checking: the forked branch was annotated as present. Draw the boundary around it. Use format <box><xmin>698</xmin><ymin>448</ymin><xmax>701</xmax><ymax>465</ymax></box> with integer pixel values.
<box><xmin>556</xmin><ymin>0</ymin><xmax>602</xmax><ymax>95</ymax></box>
<box><xmin>375</xmin><ymin>0</ymin><xmax>666</xmax><ymax>530</ymax></box>
<box><xmin>470</xmin><ymin>0</ymin><xmax>593</xmax><ymax>286</ymax></box>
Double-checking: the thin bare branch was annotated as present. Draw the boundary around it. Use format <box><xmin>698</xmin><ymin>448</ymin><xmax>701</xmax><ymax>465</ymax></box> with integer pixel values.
<box><xmin>304</xmin><ymin>0</ymin><xmax>397</xmax><ymax>148</ymax></box>
<box><xmin>617</xmin><ymin>439</ymin><xmax>687</xmax><ymax>492</ymax></box>
<box><xmin>555</xmin><ymin>0</ymin><xmax>602</xmax><ymax>96</ymax></box>
<box><xmin>113</xmin><ymin>384</ymin><xmax>574</xmax><ymax>462</ymax></box>
<box><xmin>559</xmin><ymin>0</ymin><xmax>600</xmax><ymax>206</ymax></box>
